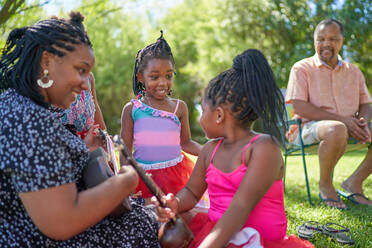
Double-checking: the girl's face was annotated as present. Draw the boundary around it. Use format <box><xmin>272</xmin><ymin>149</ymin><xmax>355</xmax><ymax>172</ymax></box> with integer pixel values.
<box><xmin>39</xmin><ymin>44</ymin><xmax>95</xmax><ymax>109</ymax></box>
<box><xmin>138</xmin><ymin>58</ymin><xmax>174</xmax><ymax>100</ymax></box>
<box><xmin>200</xmin><ymin>98</ymin><xmax>220</xmax><ymax>139</ymax></box>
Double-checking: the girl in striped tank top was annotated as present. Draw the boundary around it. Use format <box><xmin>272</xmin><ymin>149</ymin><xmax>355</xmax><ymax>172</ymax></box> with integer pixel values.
<box><xmin>120</xmin><ymin>32</ymin><xmax>202</xmax><ymax>204</ymax></box>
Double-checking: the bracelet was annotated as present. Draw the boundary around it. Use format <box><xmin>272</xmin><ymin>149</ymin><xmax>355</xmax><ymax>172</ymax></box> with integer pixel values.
<box><xmin>184</xmin><ymin>186</ymin><xmax>198</xmax><ymax>202</ymax></box>
<box><xmin>175</xmin><ymin>196</ymin><xmax>181</xmax><ymax>213</ymax></box>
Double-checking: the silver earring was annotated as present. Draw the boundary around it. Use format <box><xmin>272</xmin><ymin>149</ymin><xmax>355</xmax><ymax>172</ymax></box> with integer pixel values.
<box><xmin>37</xmin><ymin>69</ymin><xmax>54</xmax><ymax>88</ymax></box>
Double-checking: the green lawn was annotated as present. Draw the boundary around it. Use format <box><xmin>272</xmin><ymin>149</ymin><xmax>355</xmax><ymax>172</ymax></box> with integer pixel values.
<box><xmin>284</xmin><ymin>150</ymin><xmax>372</xmax><ymax>247</ymax></box>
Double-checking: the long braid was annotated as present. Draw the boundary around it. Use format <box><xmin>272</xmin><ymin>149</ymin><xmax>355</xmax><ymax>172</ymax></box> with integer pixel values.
<box><xmin>0</xmin><ymin>11</ymin><xmax>92</xmax><ymax>107</ymax></box>
<box><xmin>132</xmin><ymin>30</ymin><xmax>174</xmax><ymax>97</ymax></box>
<box><xmin>205</xmin><ymin>49</ymin><xmax>287</xmax><ymax>136</ymax></box>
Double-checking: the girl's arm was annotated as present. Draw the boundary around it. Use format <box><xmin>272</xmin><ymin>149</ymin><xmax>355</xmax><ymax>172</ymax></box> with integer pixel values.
<box><xmin>120</xmin><ymin>102</ymin><xmax>134</xmax><ymax>165</ymax></box>
<box><xmin>19</xmin><ymin>166</ymin><xmax>138</xmax><ymax>240</ymax></box>
<box><xmin>89</xmin><ymin>72</ymin><xmax>107</xmax><ymax>130</ymax></box>
<box><xmin>199</xmin><ymin>136</ymin><xmax>284</xmax><ymax>248</ymax></box>
<box><xmin>155</xmin><ymin>141</ymin><xmax>214</xmax><ymax>221</ymax></box>
<box><xmin>178</xmin><ymin>100</ymin><xmax>203</xmax><ymax>156</ymax></box>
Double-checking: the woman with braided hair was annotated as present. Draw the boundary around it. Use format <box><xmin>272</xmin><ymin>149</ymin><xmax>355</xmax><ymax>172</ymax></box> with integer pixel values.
<box><xmin>155</xmin><ymin>49</ymin><xmax>314</xmax><ymax>247</ymax></box>
<box><xmin>120</xmin><ymin>31</ymin><xmax>203</xmax><ymax>205</ymax></box>
<box><xmin>0</xmin><ymin>12</ymin><xmax>160</xmax><ymax>247</ymax></box>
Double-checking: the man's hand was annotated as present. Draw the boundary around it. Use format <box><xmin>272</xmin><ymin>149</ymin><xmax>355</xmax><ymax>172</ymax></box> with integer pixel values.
<box><xmin>341</xmin><ymin>116</ymin><xmax>371</xmax><ymax>143</ymax></box>
<box><xmin>359</xmin><ymin>117</ymin><xmax>371</xmax><ymax>143</ymax></box>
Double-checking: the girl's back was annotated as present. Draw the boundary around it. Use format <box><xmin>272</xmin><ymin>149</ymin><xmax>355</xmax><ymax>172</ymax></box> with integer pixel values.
<box><xmin>206</xmin><ymin>134</ymin><xmax>287</xmax><ymax>241</ymax></box>
<box><xmin>155</xmin><ymin>49</ymin><xmax>313</xmax><ymax>248</ymax></box>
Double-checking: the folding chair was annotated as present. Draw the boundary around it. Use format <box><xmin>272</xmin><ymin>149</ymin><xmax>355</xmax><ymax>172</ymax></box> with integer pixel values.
<box><xmin>280</xmin><ymin>89</ymin><xmax>370</xmax><ymax>205</ymax></box>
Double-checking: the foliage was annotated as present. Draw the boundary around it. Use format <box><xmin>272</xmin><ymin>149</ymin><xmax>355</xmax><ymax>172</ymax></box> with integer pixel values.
<box><xmin>0</xmin><ymin>0</ymin><xmax>371</xmax><ymax>137</ymax></box>
<box><xmin>338</xmin><ymin>0</ymin><xmax>372</xmax><ymax>86</ymax></box>
<box><xmin>0</xmin><ymin>0</ymin><xmax>25</xmax><ymax>25</ymax></box>
<box><xmin>73</xmin><ymin>0</ymin><xmax>148</xmax><ymax>133</ymax></box>
<box><xmin>0</xmin><ymin>0</ymin><xmax>45</xmax><ymax>41</ymax></box>
<box><xmin>0</xmin><ymin>0</ymin><xmax>50</xmax><ymax>26</ymax></box>
<box><xmin>159</xmin><ymin>0</ymin><xmax>371</xmax><ymax>89</ymax></box>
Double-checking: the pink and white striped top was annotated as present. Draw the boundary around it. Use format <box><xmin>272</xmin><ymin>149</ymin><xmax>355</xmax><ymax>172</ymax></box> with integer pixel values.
<box><xmin>131</xmin><ymin>99</ymin><xmax>183</xmax><ymax>170</ymax></box>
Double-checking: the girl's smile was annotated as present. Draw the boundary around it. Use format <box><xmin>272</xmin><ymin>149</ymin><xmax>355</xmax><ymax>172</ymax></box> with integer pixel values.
<box><xmin>138</xmin><ymin>58</ymin><xmax>174</xmax><ymax>100</ymax></box>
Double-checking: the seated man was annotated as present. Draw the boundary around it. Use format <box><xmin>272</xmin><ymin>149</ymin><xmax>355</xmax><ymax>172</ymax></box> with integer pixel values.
<box><xmin>286</xmin><ymin>19</ymin><xmax>372</xmax><ymax>209</ymax></box>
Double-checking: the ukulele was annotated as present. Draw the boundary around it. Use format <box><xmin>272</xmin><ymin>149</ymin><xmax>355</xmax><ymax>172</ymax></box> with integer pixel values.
<box><xmin>93</xmin><ymin>129</ymin><xmax>132</xmax><ymax>215</ymax></box>
<box><xmin>113</xmin><ymin>135</ymin><xmax>194</xmax><ymax>248</ymax></box>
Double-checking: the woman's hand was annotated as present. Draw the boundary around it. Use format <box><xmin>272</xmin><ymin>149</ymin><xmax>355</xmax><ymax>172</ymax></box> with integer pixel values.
<box><xmin>152</xmin><ymin>193</ymin><xmax>178</xmax><ymax>222</ymax></box>
<box><xmin>118</xmin><ymin>165</ymin><xmax>139</xmax><ymax>192</ymax></box>
<box><xmin>83</xmin><ymin>124</ymin><xmax>103</xmax><ymax>151</ymax></box>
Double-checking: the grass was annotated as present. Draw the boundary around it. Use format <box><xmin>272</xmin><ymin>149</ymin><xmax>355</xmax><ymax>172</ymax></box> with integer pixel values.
<box><xmin>284</xmin><ymin>150</ymin><xmax>372</xmax><ymax>248</ymax></box>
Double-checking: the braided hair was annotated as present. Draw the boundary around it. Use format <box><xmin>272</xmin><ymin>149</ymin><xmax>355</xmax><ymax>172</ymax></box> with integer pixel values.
<box><xmin>0</xmin><ymin>11</ymin><xmax>92</xmax><ymax>107</ymax></box>
<box><xmin>132</xmin><ymin>30</ymin><xmax>174</xmax><ymax>97</ymax></box>
<box><xmin>204</xmin><ymin>49</ymin><xmax>287</xmax><ymax>136</ymax></box>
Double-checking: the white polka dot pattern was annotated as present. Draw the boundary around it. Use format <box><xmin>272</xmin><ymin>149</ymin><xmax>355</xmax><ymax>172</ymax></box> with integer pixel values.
<box><xmin>0</xmin><ymin>89</ymin><xmax>160</xmax><ymax>247</ymax></box>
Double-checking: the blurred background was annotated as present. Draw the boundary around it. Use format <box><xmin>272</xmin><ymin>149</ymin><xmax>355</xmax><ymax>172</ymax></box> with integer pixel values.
<box><xmin>1</xmin><ymin>0</ymin><xmax>371</xmax><ymax>142</ymax></box>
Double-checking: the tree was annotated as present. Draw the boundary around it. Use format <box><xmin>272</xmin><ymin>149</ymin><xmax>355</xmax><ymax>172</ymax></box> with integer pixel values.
<box><xmin>339</xmin><ymin>0</ymin><xmax>372</xmax><ymax>86</ymax></box>
<box><xmin>2</xmin><ymin>0</ymin><xmax>369</xmax><ymax>137</ymax></box>
<box><xmin>0</xmin><ymin>0</ymin><xmax>50</xmax><ymax>26</ymax></box>
<box><xmin>159</xmin><ymin>0</ymin><xmax>371</xmax><ymax>137</ymax></box>
<box><xmin>78</xmin><ymin>0</ymin><xmax>148</xmax><ymax>133</ymax></box>
<box><xmin>160</xmin><ymin>0</ymin><xmax>371</xmax><ymax>88</ymax></box>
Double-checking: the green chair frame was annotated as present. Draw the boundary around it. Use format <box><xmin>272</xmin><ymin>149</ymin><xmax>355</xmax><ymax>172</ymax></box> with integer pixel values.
<box><xmin>281</xmin><ymin>118</ymin><xmax>314</xmax><ymax>205</ymax></box>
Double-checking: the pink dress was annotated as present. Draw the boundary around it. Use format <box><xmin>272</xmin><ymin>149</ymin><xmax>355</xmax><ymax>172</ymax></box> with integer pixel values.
<box><xmin>188</xmin><ymin>135</ymin><xmax>314</xmax><ymax>248</ymax></box>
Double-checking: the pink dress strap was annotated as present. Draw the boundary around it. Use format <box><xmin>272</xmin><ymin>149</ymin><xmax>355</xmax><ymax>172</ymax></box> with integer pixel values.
<box><xmin>173</xmin><ymin>99</ymin><xmax>180</xmax><ymax>114</ymax></box>
<box><xmin>241</xmin><ymin>134</ymin><xmax>261</xmax><ymax>164</ymax></box>
<box><xmin>210</xmin><ymin>139</ymin><xmax>224</xmax><ymax>164</ymax></box>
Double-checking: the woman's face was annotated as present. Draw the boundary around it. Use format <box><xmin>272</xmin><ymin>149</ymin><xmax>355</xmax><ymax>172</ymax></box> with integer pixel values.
<box><xmin>40</xmin><ymin>44</ymin><xmax>95</xmax><ymax>109</ymax></box>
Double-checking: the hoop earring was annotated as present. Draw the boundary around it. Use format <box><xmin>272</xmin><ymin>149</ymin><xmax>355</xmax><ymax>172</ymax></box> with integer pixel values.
<box><xmin>37</xmin><ymin>69</ymin><xmax>54</xmax><ymax>88</ymax></box>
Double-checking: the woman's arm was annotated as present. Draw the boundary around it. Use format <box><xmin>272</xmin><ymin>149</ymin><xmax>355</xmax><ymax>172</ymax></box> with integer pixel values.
<box><xmin>89</xmin><ymin>72</ymin><xmax>107</xmax><ymax>130</ymax></box>
<box><xmin>120</xmin><ymin>102</ymin><xmax>134</xmax><ymax>165</ymax></box>
<box><xmin>199</xmin><ymin>136</ymin><xmax>283</xmax><ymax>248</ymax></box>
<box><xmin>19</xmin><ymin>166</ymin><xmax>138</xmax><ymax>240</ymax></box>
<box><xmin>178</xmin><ymin>100</ymin><xmax>202</xmax><ymax>156</ymax></box>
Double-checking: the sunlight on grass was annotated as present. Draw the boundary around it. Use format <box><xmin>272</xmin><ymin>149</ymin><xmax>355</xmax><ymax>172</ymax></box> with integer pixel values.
<box><xmin>284</xmin><ymin>150</ymin><xmax>372</xmax><ymax>247</ymax></box>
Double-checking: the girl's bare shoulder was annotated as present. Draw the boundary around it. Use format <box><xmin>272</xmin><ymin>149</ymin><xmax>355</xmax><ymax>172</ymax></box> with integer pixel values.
<box><xmin>199</xmin><ymin>138</ymin><xmax>221</xmax><ymax>162</ymax></box>
<box><xmin>252</xmin><ymin>133</ymin><xmax>281</xmax><ymax>149</ymax></box>
<box><xmin>169</xmin><ymin>98</ymin><xmax>187</xmax><ymax>116</ymax></box>
<box><xmin>122</xmin><ymin>101</ymin><xmax>134</xmax><ymax>112</ymax></box>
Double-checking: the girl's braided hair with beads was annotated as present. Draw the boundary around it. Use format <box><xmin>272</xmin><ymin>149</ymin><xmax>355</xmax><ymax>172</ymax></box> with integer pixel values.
<box><xmin>0</xmin><ymin>11</ymin><xmax>92</xmax><ymax>108</ymax></box>
<box><xmin>204</xmin><ymin>49</ymin><xmax>287</xmax><ymax>137</ymax></box>
<box><xmin>132</xmin><ymin>30</ymin><xmax>175</xmax><ymax>97</ymax></box>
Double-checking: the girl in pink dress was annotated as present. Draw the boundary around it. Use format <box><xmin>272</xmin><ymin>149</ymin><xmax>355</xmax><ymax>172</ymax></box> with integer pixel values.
<box><xmin>155</xmin><ymin>49</ymin><xmax>314</xmax><ymax>248</ymax></box>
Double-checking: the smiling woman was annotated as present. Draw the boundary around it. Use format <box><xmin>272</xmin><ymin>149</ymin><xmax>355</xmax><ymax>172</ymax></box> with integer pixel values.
<box><xmin>38</xmin><ymin>44</ymin><xmax>94</xmax><ymax>109</ymax></box>
<box><xmin>0</xmin><ymin>11</ymin><xmax>160</xmax><ymax>248</ymax></box>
